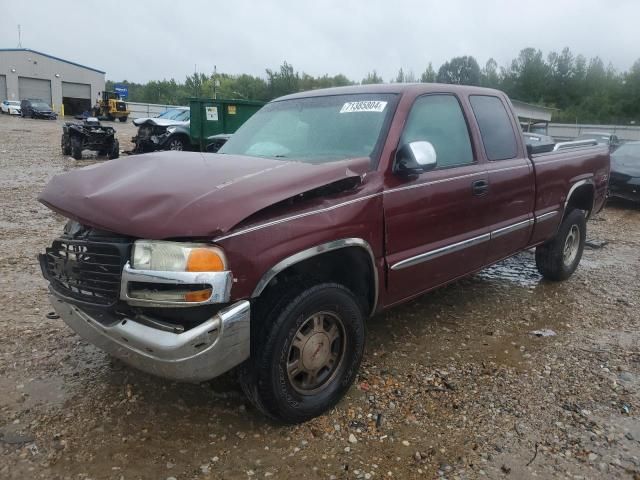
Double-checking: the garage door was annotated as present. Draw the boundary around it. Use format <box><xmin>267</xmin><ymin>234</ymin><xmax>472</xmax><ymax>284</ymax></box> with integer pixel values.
<box><xmin>62</xmin><ymin>82</ymin><xmax>91</xmax><ymax>99</ymax></box>
<box><xmin>18</xmin><ymin>77</ymin><xmax>52</xmax><ymax>105</ymax></box>
<box><xmin>0</xmin><ymin>75</ymin><xmax>6</xmax><ymax>102</ymax></box>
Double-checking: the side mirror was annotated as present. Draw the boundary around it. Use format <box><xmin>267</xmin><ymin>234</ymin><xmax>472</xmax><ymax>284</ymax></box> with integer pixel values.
<box><xmin>394</xmin><ymin>141</ymin><xmax>437</xmax><ymax>177</ymax></box>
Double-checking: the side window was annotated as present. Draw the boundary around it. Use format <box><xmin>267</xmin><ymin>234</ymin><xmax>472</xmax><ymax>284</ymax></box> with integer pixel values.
<box><xmin>401</xmin><ymin>94</ymin><xmax>474</xmax><ymax>169</ymax></box>
<box><xmin>469</xmin><ymin>95</ymin><xmax>518</xmax><ymax>161</ymax></box>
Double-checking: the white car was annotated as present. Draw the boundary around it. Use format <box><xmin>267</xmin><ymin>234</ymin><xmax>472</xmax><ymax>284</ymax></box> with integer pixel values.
<box><xmin>1</xmin><ymin>100</ymin><xmax>21</xmax><ymax>115</ymax></box>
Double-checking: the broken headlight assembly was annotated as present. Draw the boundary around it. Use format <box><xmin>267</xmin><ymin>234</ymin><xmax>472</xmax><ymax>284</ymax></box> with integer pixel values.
<box><xmin>122</xmin><ymin>241</ymin><xmax>231</xmax><ymax>306</ymax></box>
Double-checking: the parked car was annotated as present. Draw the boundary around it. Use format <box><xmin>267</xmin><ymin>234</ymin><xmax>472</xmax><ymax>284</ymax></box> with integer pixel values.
<box><xmin>575</xmin><ymin>131</ymin><xmax>621</xmax><ymax>152</ymax></box>
<box><xmin>609</xmin><ymin>141</ymin><xmax>640</xmax><ymax>203</ymax></box>
<box><xmin>522</xmin><ymin>132</ymin><xmax>555</xmax><ymax>154</ymax></box>
<box><xmin>132</xmin><ymin>107</ymin><xmax>191</xmax><ymax>152</ymax></box>
<box><xmin>38</xmin><ymin>84</ymin><xmax>609</xmax><ymax>423</ymax></box>
<box><xmin>20</xmin><ymin>99</ymin><xmax>57</xmax><ymax>119</ymax></box>
<box><xmin>1</xmin><ymin>100</ymin><xmax>21</xmax><ymax>115</ymax></box>
<box><xmin>205</xmin><ymin>133</ymin><xmax>232</xmax><ymax>153</ymax></box>
<box><xmin>61</xmin><ymin>118</ymin><xmax>119</xmax><ymax>161</ymax></box>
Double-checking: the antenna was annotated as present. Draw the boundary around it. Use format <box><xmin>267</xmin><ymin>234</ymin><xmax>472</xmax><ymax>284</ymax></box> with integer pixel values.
<box><xmin>17</xmin><ymin>24</ymin><xmax>22</xmax><ymax>48</ymax></box>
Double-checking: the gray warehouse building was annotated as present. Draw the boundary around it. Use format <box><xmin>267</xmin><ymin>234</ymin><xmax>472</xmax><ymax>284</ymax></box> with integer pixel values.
<box><xmin>0</xmin><ymin>48</ymin><xmax>105</xmax><ymax>115</ymax></box>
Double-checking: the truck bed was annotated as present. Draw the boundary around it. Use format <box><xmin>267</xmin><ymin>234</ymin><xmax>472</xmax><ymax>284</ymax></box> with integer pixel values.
<box><xmin>528</xmin><ymin>143</ymin><xmax>610</xmax><ymax>245</ymax></box>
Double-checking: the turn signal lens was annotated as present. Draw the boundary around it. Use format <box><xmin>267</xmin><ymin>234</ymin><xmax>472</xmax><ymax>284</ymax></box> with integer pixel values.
<box><xmin>184</xmin><ymin>288</ymin><xmax>213</xmax><ymax>302</ymax></box>
<box><xmin>187</xmin><ymin>248</ymin><xmax>225</xmax><ymax>272</ymax></box>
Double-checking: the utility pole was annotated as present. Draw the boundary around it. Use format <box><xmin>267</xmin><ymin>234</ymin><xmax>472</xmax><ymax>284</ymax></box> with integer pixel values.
<box><xmin>17</xmin><ymin>25</ymin><xmax>22</xmax><ymax>48</ymax></box>
<box><xmin>213</xmin><ymin>65</ymin><xmax>218</xmax><ymax>100</ymax></box>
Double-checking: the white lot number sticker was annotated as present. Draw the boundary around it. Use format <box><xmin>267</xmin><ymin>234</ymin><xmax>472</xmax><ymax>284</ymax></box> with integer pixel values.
<box><xmin>206</xmin><ymin>106</ymin><xmax>219</xmax><ymax>121</ymax></box>
<box><xmin>340</xmin><ymin>101</ymin><xmax>387</xmax><ymax>113</ymax></box>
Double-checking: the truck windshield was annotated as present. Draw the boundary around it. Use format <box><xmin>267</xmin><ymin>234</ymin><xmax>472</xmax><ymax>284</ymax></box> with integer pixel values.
<box><xmin>219</xmin><ymin>94</ymin><xmax>396</xmax><ymax>163</ymax></box>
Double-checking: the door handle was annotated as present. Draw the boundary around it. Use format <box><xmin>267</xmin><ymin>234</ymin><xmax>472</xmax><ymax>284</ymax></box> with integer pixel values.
<box><xmin>472</xmin><ymin>179</ymin><xmax>489</xmax><ymax>196</ymax></box>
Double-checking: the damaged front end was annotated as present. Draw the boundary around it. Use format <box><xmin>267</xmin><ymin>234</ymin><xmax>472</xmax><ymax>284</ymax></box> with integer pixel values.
<box><xmin>39</xmin><ymin>221</ymin><xmax>250</xmax><ymax>382</ymax></box>
<box><xmin>37</xmin><ymin>152</ymin><xmax>370</xmax><ymax>381</ymax></box>
<box><xmin>131</xmin><ymin>111</ymin><xmax>191</xmax><ymax>153</ymax></box>
<box><xmin>132</xmin><ymin>122</ymin><xmax>176</xmax><ymax>152</ymax></box>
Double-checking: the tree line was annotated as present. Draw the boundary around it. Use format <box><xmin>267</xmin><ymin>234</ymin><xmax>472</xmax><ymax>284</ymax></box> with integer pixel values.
<box><xmin>107</xmin><ymin>48</ymin><xmax>640</xmax><ymax>124</ymax></box>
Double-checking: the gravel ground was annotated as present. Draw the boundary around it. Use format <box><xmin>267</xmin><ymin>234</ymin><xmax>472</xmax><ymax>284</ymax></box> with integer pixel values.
<box><xmin>0</xmin><ymin>113</ymin><xmax>639</xmax><ymax>480</ymax></box>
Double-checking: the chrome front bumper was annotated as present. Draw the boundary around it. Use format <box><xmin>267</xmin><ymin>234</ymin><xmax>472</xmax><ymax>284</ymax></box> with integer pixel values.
<box><xmin>50</xmin><ymin>294</ymin><xmax>250</xmax><ymax>382</ymax></box>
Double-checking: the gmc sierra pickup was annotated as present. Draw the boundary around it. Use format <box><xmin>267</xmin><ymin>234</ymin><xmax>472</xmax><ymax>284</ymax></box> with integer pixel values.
<box><xmin>38</xmin><ymin>84</ymin><xmax>610</xmax><ymax>423</ymax></box>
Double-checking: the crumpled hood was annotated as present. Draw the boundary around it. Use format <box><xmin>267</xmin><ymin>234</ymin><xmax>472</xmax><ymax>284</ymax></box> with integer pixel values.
<box><xmin>132</xmin><ymin>118</ymin><xmax>189</xmax><ymax>127</ymax></box>
<box><xmin>39</xmin><ymin>151</ymin><xmax>368</xmax><ymax>239</ymax></box>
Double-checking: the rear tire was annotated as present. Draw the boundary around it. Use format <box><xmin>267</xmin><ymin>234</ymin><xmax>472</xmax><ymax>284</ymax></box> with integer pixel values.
<box><xmin>535</xmin><ymin>209</ymin><xmax>586</xmax><ymax>281</ymax></box>
<box><xmin>61</xmin><ymin>135</ymin><xmax>71</xmax><ymax>155</ymax></box>
<box><xmin>108</xmin><ymin>139</ymin><xmax>120</xmax><ymax>159</ymax></box>
<box><xmin>71</xmin><ymin>137</ymin><xmax>83</xmax><ymax>160</ymax></box>
<box><xmin>239</xmin><ymin>282</ymin><xmax>365</xmax><ymax>424</ymax></box>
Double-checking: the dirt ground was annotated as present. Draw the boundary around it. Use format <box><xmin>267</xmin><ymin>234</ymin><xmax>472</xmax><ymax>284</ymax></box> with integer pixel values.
<box><xmin>0</xmin><ymin>113</ymin><xmax>639</xmax><ymax>480</ymax></box>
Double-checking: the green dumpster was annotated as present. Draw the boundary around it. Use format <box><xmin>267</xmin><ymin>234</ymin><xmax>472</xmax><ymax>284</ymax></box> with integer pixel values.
<box><xmin>189</xmin><ymin>98</ymin><xmax>265</xmax><ymax>151</ymax></box>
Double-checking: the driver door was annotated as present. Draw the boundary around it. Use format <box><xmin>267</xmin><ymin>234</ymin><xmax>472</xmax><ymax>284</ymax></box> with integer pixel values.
<box><xmin>383</xmin><ymin>93</ymin><xmax>489</xmax><ymax>305</ymax></box>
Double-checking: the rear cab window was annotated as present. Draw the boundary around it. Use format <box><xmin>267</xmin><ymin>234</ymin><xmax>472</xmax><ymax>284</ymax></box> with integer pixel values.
<box><xmin>469</xmin><ymin>95</ymin><xmax>519</xmax><ymax>161</ymax></box>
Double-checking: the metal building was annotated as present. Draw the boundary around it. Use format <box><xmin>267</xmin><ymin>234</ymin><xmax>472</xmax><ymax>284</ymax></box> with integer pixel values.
<box><xmin>0</xmin><ymin>48</ymin><xmax>105</xmax><ymax>115</ymax></box>
<box><xmin>511</xmin><ymin>99</ymin><xmax>556</xmax><ymax>134</ymax></box>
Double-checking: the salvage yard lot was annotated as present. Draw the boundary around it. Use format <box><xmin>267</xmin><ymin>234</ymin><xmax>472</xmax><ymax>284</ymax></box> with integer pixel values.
<box><xmin>1</xmin><ymin>113</ymin><xmax>639</xmax><ymax>479</ymax></box>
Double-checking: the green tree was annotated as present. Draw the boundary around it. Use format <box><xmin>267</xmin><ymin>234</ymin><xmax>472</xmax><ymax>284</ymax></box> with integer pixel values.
<box><xmin>266</xmin><ymin>61</ymin><xmax>299</xmax><ymax>98</ymax></box>
<box><xmin>481</xmin><ymin>58</ymin><xmax>500</xmax><ymax>88</ymax></box>
<box><xmin>420</xmin><ymin>63</ymin><xmax>436</xmax><ymax>83</ymax></box>
<box><xmin>361</xmin><ymin>70</ymin><xmax>383</xmax><ymax>84</ymax></box>
<box><xmin>503</xmin><ymin>48</ymin><xmax>549</xmax><ymax>103</ymax></box>
<box><xmin>436</xmin><ymin>56</ymin><xmax>481</xmax><ymax>85</ymax></box>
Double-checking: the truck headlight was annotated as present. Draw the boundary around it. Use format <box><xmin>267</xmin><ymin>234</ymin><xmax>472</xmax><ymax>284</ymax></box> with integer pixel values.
<box><xmin>132</xmin><ymin>241</ymin><xmax>227</xmax><ymax>272</ymax></box>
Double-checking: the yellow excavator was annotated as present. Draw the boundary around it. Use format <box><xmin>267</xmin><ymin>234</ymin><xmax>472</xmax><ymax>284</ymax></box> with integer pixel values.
<box><xmin>93</xmin><ymin>91</ymin><xmax>130</xmax><ymax>122</ymax></box>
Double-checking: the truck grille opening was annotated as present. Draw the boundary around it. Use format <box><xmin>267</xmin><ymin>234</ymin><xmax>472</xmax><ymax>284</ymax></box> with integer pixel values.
<box><xmin>42</xmin><ymin>239</ymin><xmax>129</xmax><ymax>307</ymax></box>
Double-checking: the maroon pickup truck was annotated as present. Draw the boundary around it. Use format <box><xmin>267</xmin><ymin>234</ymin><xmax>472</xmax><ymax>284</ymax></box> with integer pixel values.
<box><xmin>39</xmin><ymin>84</ymin><xmax>610</xmax><ymax>423</ymax></box>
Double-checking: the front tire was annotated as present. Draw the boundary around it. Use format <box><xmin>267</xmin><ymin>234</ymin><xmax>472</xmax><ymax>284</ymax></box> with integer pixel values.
<box><xmin>535</xmin><ymin>209</ymin><xmax>586</xmax><ymax>281</ymax></box>
<box><xmin>167</xmin><ymin>136</ymin><xmax>187</xmax><ymax>151</ymax></box>
<box><xmin>118</xmin><ymin>116</ymin><xmax>128</xmax><ymax>123</ymax></box>
<box><xmin>240</xmin><ymin>283</ymin><xmax>365</xmax><ymax>424</ymax></box>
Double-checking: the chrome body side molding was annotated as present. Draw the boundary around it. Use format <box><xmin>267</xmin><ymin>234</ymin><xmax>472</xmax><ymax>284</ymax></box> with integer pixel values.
<box><xmin>391</xmin><ymin>216</ymin><xmax>542</xmax><ymax>271</ymax></box>
<box><xmin>564</xmin><ymin>178</ymin><xmax>595</xmax><ymax>213</ymax></box>
<box><xmin>390</xmin><ymin>233</ymin><xmax>491</xmax><ymax>271</ymax></box>
<box><xmin>251</xmin><ymin>238</ymin><xmax>379</xmax><ymax>315</ymax></box>
<box><xmin>490</xmin><ymin>218</ymin><xmax>533</xmax><ymax>239</ymax></box>
<box><xmin>535</xmin><ymin>210</ymin><xmax>559</xmax><ymax>222</ymax></box>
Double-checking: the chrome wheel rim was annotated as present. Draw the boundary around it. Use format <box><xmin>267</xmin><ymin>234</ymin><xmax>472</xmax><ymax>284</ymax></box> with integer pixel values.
<box><xmin>563</xmin><ymin>224</ymin><xmax>580</xmax><ymax>266</ymax></box>
<box><xmin>169</xmin><ymin>140</ymin><xmax>183</xmax><ymax>151</ymax></box>
<box><xmin>286</xmin><ymin>311</ymin><xmax>346</xmax><ymax>395</ymax></box>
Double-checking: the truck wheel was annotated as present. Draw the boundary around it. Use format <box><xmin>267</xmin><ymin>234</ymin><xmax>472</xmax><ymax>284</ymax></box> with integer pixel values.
<box><xmin>535</xmin><ymin>209</ymin><xmax>586</xmax><ymax>281</ymax></box>
<box><xmin>118</xmin><ymin>116</ymin><xmax>128</xmax><ymax>123</ymax></box>
<box><xmin>108</xmin><ymin>139</ymin><xmax>120</xmax><ymax>159</ymax></box>
<box><xmin>71</xmin><ymin>137</ymin><xmax>83</xmax><ymax>160</ymax></box>
<box><xmin>239</xmin><ymin>283</ymin><xmax>365</xmax><ymax>424</ymax></box>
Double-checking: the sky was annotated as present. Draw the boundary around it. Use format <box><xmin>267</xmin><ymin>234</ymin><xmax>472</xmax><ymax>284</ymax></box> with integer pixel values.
<box><xmin>1</xmin><ymin>0</ymin><xmax>639</xmax><ymax>83</ymax></box>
